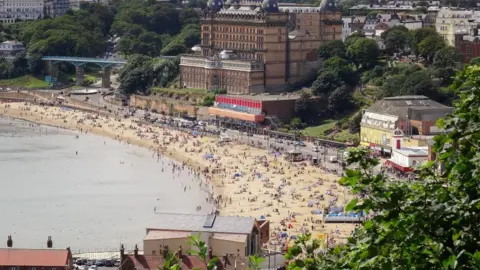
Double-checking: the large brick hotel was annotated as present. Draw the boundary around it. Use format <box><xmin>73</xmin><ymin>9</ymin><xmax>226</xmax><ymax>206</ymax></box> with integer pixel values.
<box><xmin>179</xmin><ymin>0</ymin><xmax>342</xmax><ymax>94</ymax></box>
<box><xmin>180</xmin><ymin>0</ymin><xmax>342</xmax><ymax>126</ymax></box>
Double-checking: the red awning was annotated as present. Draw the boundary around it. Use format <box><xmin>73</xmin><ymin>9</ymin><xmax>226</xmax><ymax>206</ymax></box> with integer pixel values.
<box><xmin>384</xmin><ymin>160</ymin><xmax>413</xmax><ymax>173</ymax></box>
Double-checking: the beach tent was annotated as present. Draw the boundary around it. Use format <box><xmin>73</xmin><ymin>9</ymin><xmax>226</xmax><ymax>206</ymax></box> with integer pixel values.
<box><xmin>312</xmin><ymin>209</ymin><xmax>322</xmax><ymax>215</ymax></box>
<box><xmin>205</xmin><ymin>153</ymin><xmax>213</xmax><ymax>159</ymax></box>
<box><xmin>260</xmin><ymin>215</ymin><xmax>265</xmax><ymax>220</ymax></box>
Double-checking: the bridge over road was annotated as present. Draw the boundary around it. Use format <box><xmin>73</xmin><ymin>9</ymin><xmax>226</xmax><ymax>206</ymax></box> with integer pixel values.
<box><xmin>42</xmin><ymin>56</ymin><xmax>127</xmax><ymax>88</ymax></box>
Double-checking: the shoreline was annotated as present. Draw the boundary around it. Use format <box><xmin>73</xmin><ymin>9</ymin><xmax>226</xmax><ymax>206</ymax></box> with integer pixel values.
<box><xmin>0</xmin><ymin>102</ymin><xmax>356</xmax><ymax>250</ymax></box>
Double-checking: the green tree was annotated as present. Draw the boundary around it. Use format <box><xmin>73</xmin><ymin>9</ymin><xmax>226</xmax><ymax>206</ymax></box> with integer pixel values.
<box><xmin>344</xmin><ymin>31</ymin><xmax>365</xmax><ymax>48</ymax></box>
<box><xmin>346</xmin><ymin>37</ymin><xmax>379</xmax><ymax>69</ymax></box>
<box><xmin>328</xmin><ymin>84</ymin><xmax>352</xmax><ymax>114</ymax></box>
<box><xmin>294</xmin><ymin>92</ymin><xmax>316</xmax><ymax>123</ymax></box>
<box><xmin>418</xmin><ymin>34</ymin><xmax>446</xmax><ymax>63</ymax></box>
<box><xmin>323</xmin><ymin>56</ymin><xmax>357</xmax><ymax>86</ymax></box>
<box><xmin>433</xmin><ymin>46</ymin><xmax>463</xmax><ymax>68</ymax></box>
<box><xmin>290</xmin><ymin>65</ymin><xmax>480</xmax><ymax>269</ymax></box>
<box><xmin>290</xmin><ymin>117</ymin><xmax>303</xmax><ymax>130</ymax></box>
<box><xmin>470</xmin><ymin>56</ymin><xmax>480</xmax><ymax>65</ymax></box>
<box><xmin>410</xmin><ymin>27</ymin><xmax>439</xmax><ymax>57</ymax></box>
<box><xmin>285</xmin><ymin>233</ymin><xmax>325</xmax><ymax>270</ymax></box>
<box><xmin>119</xmin><ymin>55</ymin><xmax>179</xmax><ymax>95</ymax></box>
<box><xmin>317</xmin><ymin>40</ymin><xmax>346</xmax><ymax>60</ymax></box>
<box><xmin>311</xmin><ymin>70</ymin><xmax>343</xmax><ymax>96</ymax></box>
<box><xmin>383</xmin><ymin>28</ymin><xmax>410</xmax><ymax>54</ymax></box>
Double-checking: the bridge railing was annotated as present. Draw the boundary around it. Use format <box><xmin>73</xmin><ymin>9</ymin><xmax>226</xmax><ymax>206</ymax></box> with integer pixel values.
<box><xmin>42</xmin><ymin>56</ymin><xmax>127</xmax><ymax>63</ymax></box>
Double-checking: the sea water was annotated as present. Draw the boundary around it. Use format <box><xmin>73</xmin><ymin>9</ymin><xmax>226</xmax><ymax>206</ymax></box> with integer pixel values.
<box><xmin>0</xmin><ymin>117</ymin><xmax>212</xmax><ymax>252</ymax></box>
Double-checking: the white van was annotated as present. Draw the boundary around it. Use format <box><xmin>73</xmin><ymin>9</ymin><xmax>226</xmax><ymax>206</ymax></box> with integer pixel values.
<box><xmin>329</xmin><ymin>156</ymin><xmax>338</xmax><ymax>163</ymax></box>
<box><xmin>220</xmin><ymin>135</ymin><xmax>232</xmax><ymax>142</ymax></box>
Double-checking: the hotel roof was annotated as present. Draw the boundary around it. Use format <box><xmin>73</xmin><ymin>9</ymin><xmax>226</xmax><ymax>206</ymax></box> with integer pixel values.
<box><xmin>147</xmin><ymin>213</ymin><xmax>255</xmax><ymax>235</ymax></box>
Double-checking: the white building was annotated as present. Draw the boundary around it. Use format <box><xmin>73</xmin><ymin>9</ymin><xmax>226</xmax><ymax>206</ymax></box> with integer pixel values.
<box><xmin>435</xmin><ymin>7</ymin><xmax>480</xmax><ymax>46</ymax></box>
<box><xmin>0</xmin><ymin>0</ymin><xmax>44</xmax><ymax>24</ymax></box>
<box><xmin>69</xmin><ymin>0</ymin><xmax>109</xmax><ymax>9</ymax></box>
<box><xmin>386</xmin><ymin>129</ymin><xmax>429</xmax><ymax>173</ymax></box>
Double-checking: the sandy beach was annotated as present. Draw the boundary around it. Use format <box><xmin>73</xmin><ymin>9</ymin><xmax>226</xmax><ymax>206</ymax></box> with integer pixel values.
<box><xmin>0</xmin><ymin>102</ymin><xmax>356</xmax><ymax>250</ymax></box>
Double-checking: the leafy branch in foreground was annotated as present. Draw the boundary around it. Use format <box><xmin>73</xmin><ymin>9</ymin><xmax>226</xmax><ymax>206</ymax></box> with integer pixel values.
<box><xmin>287</xmin><ymin>66</ymin><xmax>480</xmax><ymax>269</ymax></box>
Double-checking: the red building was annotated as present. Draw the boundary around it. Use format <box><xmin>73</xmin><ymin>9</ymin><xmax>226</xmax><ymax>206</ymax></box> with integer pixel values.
<box><xmin>209</xmin><ymin>94</ymin><xmax>299</xmax><ymax>127</ymax></box>
<box><xmin>0</xmin><ymin>236</ymin><xmax>73</xmax><ymax>270</ymax></box>
<box><xmin>455</xmin><ymin>35</ymin><xmax>480</xmax><ymax>63</ymax></box>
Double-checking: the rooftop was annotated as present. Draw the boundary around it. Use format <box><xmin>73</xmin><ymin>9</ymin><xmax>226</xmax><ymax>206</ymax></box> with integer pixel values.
<box><xmin>0</xmin><ymin>249</ymin><xmax>70</xmax><ymax>267</ymax></box>
<box><xmin>366</xmin><ymin>95</ymin><xmax>452</xmax><ymax>120</ymax></box>
<box><xmin>222</xmin><ymin>94</ymin><xmax>300</xmax><ymax>101</ymax></box>
<box><xmin>394</xmin><ymin>146</ymin><xmax>429</xmax><ymax>157</ymax></box>
<box><xmin>147</xmin><ymin>213</ymin><xmax>255</xmax><ymax>234</ymax></box>
<box><xmin>122</xmin><ymin>254</ymin><xmax>249</xmax><ymax>270</ymax></box>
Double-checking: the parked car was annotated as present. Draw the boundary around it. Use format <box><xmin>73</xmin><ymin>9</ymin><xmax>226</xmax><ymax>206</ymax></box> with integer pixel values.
<box><xmin>312</xmin><ymin>146</ymin><xmax>320</xmax><ymax>152</ymax></box>
<box><xmin>114</xmin><ymin>260</ymin><xmax>121</xmax><ymax>267</ymax></box>
<box><xmin>294</xmin><ymin>141</ymin><xmax>306</xmax><ymax>147</ymax></box>
<box><xmin>88</xmin><ymin>265</ymin><xmax>98</xmax><ymax>270</ymax></box>
<box><xmin>95</xmin><ymin>260</ymin><xmax>106</xmax><ymax>267</ymax></box>
<box><xmin>105</xmin><ymin>259</ymin><xmax>114</xmax><ymax>267</ymax></box>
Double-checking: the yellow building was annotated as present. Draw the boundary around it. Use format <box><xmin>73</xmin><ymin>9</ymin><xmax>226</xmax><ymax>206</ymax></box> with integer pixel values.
<box><xmin>435</xmin><ymin>7</ymin><xmax>477</xmax><ymax>46</ymax></box>
<box><xmin>360</xmin><ymin>96</ymin><xmax>453</xmax><ymax>154</ymax></box>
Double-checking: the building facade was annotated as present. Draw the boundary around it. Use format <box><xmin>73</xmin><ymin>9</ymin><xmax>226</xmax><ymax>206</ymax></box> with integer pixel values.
<box><xmin>0</xmin><ymin>41</ymin><xmax>25</xmax><ymax>56</ymax></box>
<box><xmin>0</xmin><ymin>0</ymin><xmax>44</xmax><ymax>24</ymax></box>
<box><xmin>179</xmin><ymin>0</ymin><xmax>342</xmax><ymax>94</ymax></box>
<box><xmin>44</xmin><ymin>0</ymin><xmax>69</xmax><ymax>18</ymax></box>
<box><xmin>455</xmin><ymin>28</ymin><xmax>480</xmax><ymax>63</ymax></box>
<box><xmin>141</xmin><ymin>213</ymin><xmax>269</xmax><ymax>258</ymax></box>
<box><xmin>435</xmin><ymin>7</ymin><xmax>479</xmax><ymax>46</ymax></box>
<box><xmin>360</xmin><ymin>95</ymin><xmax>453</xmax><ymax>154</ymax></box>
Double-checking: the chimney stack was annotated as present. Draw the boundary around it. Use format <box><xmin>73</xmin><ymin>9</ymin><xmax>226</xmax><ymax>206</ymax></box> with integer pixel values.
<box><xmin>134</xmin><ymin>244</ymin><xmax>139</xmax><ymax>258</ymax></box>
<box><xmin>163</xmin><ymin>245</ymin><xmax>169</xmax><ymax>258</ymax></box>
<box><xmin>7</xmin><ymin>235</ymin><xmax>12</xmax><ymax>248</ymax></box>
<box><xmin>208</xmin><ymin>247</ymin><xmax>213</xmax><ymax>260</ymax></box>
<box><xmin>177</xmin><ymin>246</ymin><xmax>182</xmax><ymax>258</ymax></box>
<box><xmin>222</xmin><ymin>254</ymin><xmax>228</xmax><ymax>268</ymax></box>
<box><xmin>120</xmin><ymin>244</ymin><xmax>125</xmax><ymax>257</ymax></box>
<box><xmin>47</xmin><ymin>236</ymin><xmax>53</xmax><ymax>248</ymax></box>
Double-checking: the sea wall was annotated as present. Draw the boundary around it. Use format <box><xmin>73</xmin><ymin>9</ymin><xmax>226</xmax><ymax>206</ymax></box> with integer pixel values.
<box><xmin>0</xmin><ymin>92</ymin><xmax>36</xmax><ymax>102</ymax></box>
<box><xmin>130</xmin><ymin>95</ymin><xmax>201</xmax><ymax>118</ymax></box>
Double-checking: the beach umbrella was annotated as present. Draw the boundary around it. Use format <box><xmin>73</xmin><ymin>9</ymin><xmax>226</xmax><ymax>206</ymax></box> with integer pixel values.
<box><xmin>312</xmin><ymin>209</ymin><xmax>322</xmax><ymax>214</ymax></box>
<box><xmin>281</xmin><ymin>232</ymin><xmax>288</xmax><ymax>238</ymax></box>
<box><xmin>290</xmin><ymin>235</ymin><xmax>297</xmax><ymax>240</ymax></box>
<box><xmin>260</xmin><ymin>215</ymin><xmax>265</xmax><ymax>220</ymax></box>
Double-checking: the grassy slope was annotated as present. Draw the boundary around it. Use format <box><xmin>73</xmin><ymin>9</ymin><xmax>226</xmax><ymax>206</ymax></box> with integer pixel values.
<box><xmin>0</xmin><ymin>75</ymin><xmax>50</xmax><ymax>89</ymax></box>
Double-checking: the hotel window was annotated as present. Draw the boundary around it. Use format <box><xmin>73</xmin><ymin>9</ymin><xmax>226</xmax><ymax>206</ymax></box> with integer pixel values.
<box><xmin>466</xmin><ymin>45</ymin><xmax>472</xmax><ymax>59</ymax></box>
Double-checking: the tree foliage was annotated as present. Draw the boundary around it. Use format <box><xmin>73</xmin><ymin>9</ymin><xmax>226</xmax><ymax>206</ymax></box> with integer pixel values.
<box><xmin>433</xmin><ymin>46</ymin><xmax>463</xmax><ymax>68</ymax></box>
<box><xmin>381</xmin><ymin>25</ymin><xmax>410</xmax><ymax>54</ymax></box>
<box><xmin>317</xmin><ymin>40</ymin><xmax>346</xmax><ymax>60</ymax></box>
<box><xmin>112</xmin><ymin>1</ymin><xmax>199</xmax><ymax>56</ymax></box>
<box><xmin>346</xmin><ymin>38</ymin><xmax>379</xmax><ymax>69</ymax></box>
<box><xmin>19</xmin><ymin>9</ymin><xmax>109</xmax><ymax>58</ymax></box>
<box><xmin>288</xmin><ymin>65</ymin><xmax>480</xmax><ymax>269</ymax></box>
<box><xmin>119</xmin><ymin>55</ymin><xmax>179</xmax><ymax>95</ymax></box>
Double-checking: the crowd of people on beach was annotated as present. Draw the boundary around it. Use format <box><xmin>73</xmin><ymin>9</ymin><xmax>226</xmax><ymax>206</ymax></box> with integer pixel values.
<box><xmin>1</xmin><ymin>102</ymin><xmax>359</xmax><ymax>252</ymax></box>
